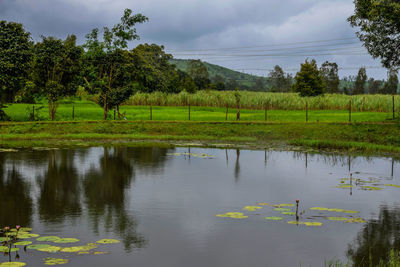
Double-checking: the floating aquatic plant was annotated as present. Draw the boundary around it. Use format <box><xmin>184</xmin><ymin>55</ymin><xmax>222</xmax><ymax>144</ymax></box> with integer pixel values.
<box><xmin>282</xmin><ymin>212</ymin><xmax>296</xmax><ymax>215</ymax></box>
<box><xmin>53</xmin><ymin>238</ymin><xmax>79</xmax><ymax>244</ymax></box>
<box><xmin>385</xmin><ymin>184</ymin><xmax>400</xmax><ymax>188</ymax></box>
<box><xmin>310</xmin><ymin>207</ymin><xmax>359</xmax><ymax>213</ymax></box>
<box><xmin>37</xmin><ymin>236</ymin><xmax>60</xmax><ymax>242</ymax></box>
<box><xmin>327</xmin><ymin>217</ymin><xmax>348</xmax><ymax>221</ymax></box>
<box><xmin>0</xmin><ymin>262</ymin><xmax>26</xmax><ymax>267</ymax></box>
<box><xmin>43</xmin><ymin>258</ymin><xmax>68</xmax><ymax>266</ymax></box>
<box><xmin>274</xmin><ymin>208</ymin><xmax>292</xmax><ymax>212</ymax></box>
<box><xmin>287</xmin><ymin>221</ymin><xmax>322</xmax><ymax>226</ymax></box>
<box><xmin>13</xmin><ymin>241</ymin><xmax>32</xmax><ymax>246</ymax></box>
<box><xmin>216</xmin><ymin>212</ymin><xmax>248</xmax><ymax>219</ymax></box>
<box><xmin>96</xmin><ymin>239</ymin><xmax>120</xmax><ymax>244</ymax></box>
<box><xmin>345</xmin><ymin>218</ymin><xmax>367</xmax><ymax>223</ymax></box>
<box><xmin>360</xmin><ymin>186</ymin><xmax>382</xmax><ymax>191</ymax></box>
<box><xmin>242</xmin><ymin>206</ymin><xmax>262</xmax><ymax>211</ymax></box>
<box><xmin>37</xmin><ymin>246</ymin><xmax>62</xmax><ymax>253</ymax></box>
<box><xmin>27</xmin><ymin>244</ymin><xmax>52</xmax><ymax>250</ymax></box>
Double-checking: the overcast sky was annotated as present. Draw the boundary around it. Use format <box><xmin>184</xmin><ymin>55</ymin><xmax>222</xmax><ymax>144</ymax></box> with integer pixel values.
<box><xmin>0</xmin><ymin>0</ymin><xmax>390</xmax><ymax>79</ymax></box>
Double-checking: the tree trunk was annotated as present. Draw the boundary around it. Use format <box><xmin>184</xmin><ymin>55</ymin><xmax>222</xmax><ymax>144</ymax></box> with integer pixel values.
<box><xmin>103</xmin><ymin>93</ymin><xmax>107</xmax><ymax>120</ymax></box>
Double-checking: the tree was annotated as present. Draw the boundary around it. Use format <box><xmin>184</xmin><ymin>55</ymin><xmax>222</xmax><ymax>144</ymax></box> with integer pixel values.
<box><xmin>130</xmin><ymin>44</ymin><xmax>179</xmax><ymax>93</ymax></box>
<box><xmin>32</xmin><ymin>35</ymin><xmax>82</xmax><ymax>120</ymax></box>
<box><xmin>212</xmin><ymin>74</ymin><xmax>226</xmax><ymax>91</ymax></box>
<box><xmin>348</xmin><ymin>0</ymin><xmax>400</xmax><ymax>69</ymax></box>
<box><xmin>353</xmin><ymin>67</ymin><xmax>367</xmax><ymax>94</ymax></box>
<box><xmin>83</xmin><ymin>9</ymin><xmax>148</xmax><ymax>120</ymax></box>
<box><xmin>320</xmin><ymin>61</ymin><xmax>339</xmax><ymax>93</ymax></box>
<box><xmin>0</xmin><ymin>21</ymin><xmax>33</xmax><ymax>103</ymax></box>
<box><xmin>292</xmin><ymin>59</ymin><xmax>325</xmax><ymax>97</ymax></box>
<box><xmin>188</xmin><ymin>60</ymin><xmax>210</xmax><ymax>90</ymax></box>
<box><xmin>382</xmin><ymin>69</ymin><xmax>399</xmax><ymax>94</ymax></box>
<box><xmin>254</xmin><ymin>77</ymin><xmax>266</xmax><ymax>91</ymax></box>
<box><xmin>268</xmin><ymin>65</ymin><xmax>292</xmax><ymax>92</ymax></box>
<box><xmin>367</xmin><ymin>77</ymin><xmax>383</xmax><ymax>94</ymax></box>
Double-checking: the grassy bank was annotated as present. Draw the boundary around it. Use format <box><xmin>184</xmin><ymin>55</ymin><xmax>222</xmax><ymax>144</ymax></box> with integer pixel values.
<box><xmin>0</xmin><ymin>120</ymin><xmax>399</xmax><ymax>156</ymax></box>
<box><xmin>3</xmin><ymin>101</ymin><xmax>395</xmax><ymax>122</ymax></box>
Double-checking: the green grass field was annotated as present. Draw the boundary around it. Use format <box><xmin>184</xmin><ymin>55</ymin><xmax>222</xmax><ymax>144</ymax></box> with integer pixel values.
<box><xmin>3</xmin><ymin>100</ymin><xmax>395</xmax><ymax>123</ymax></box>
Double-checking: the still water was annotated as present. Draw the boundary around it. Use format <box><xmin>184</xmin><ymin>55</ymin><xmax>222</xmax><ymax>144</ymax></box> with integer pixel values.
<box><xmin>0</xmin><ymin>147</ymin><xmax>399</xmax><ymax>267</ymax></box>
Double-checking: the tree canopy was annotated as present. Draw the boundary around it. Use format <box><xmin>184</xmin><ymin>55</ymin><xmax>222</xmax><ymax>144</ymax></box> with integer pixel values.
<box><xmin>348</xmin><ymin>0</ymin><xmax>400</xmax><ymax>69</ymax></box>
<box><xmin>293</xmin><ymin>59</ymin><xmax>325</xmax><ymax>97</ymax></box>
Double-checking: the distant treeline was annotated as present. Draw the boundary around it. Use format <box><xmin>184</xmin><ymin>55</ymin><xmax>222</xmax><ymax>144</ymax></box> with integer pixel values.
<box><xmin>0</xmin><ymin>9</ymin><xmax>398</xmax><ymax>121</ymax></box>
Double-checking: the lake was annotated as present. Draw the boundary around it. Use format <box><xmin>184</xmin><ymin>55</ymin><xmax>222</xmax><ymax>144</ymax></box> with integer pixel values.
<box><xmin>0</xmin><ymin>146</ymin><xmax>399</xmax><ymax>267</ymax></box>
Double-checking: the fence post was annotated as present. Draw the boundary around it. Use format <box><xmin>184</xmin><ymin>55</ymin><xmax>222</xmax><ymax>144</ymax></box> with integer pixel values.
<box><xmin>306</xmin><ymin>101</ymin><xmax>308</xmax><ymax>122</ymax></box>
<box><xmin>349</xmin><ymin>99</ymin><xmax>352</xmax><ymax>123</ymax></box>
<box><xmin>32</xmin><ymin>106</ymin><xmax>35</xmax><ymax>121</ymax></box>
<box><xmin>265</xmin><ymin>102</ymin><xmax>268</xmax><ymax>122</ymax></box>
<box><xmin>113</xmin><ymin>109</ymin><xmax>115</xmax><ymax>120</ymax></box>
<box><xmin>393</xmin><ymin>95</ymin><xmax>395</xmax><ymax>119</ymax></box>
<box><xmin>72</xmin><ymin>105</ymin><xmax>75</xmax><ymax>120</ymax></box>
<box><xmin>225</xmin><ymin>105</ymin><xmax>228</xmax><ymax>121</ymax></box>
<box><xmin>188</xmin><ymin>103</ymin><xmax>191</xmax><ymax>121</ymax></box>
<box><xmin>150</xmin><ymin>104</ymin><xmax>152</xmax><ymax>120</ymax></box>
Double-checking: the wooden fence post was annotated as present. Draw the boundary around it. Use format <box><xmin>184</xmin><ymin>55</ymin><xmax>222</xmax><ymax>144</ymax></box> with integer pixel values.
<box><xmin>32</xmin><ymin>106</ymin><xmax>35</xmax><ymax>121</ymax></box>
<box><xmin>265</xmin><ymin>102</ymin><xmax>268</xmax><ymax>121</ymax></box>
<box><xmin>225</xmin><ymin>105</ymin><xmax>228</xmax><ymax>121</ymax></box>
<box><xmin>306</xmin><ymin>101</ymin><xmax>308</xmax><ymax>122</ymax></box>
<box><xmin>349</xmin><ymin>99</ymin><xmax>352</xmax><ymax>123</ymax></box>
<box><xmin>72</xmin><ymin>105</ymin><xmax>75</xmax><ymax>120</ymax></box>
<box><xmin>113</xmin><ymin>109</ymin><xmax>115</xmax><ymax>120</ymax></box>
<box><xmin>188</xmin><ymin>103</ymin><xmax>191</xmax><ymax>121</ymax></box>
<box><xmin>393</xmin><ymin>95</ymin><xmax>395</xmax><ymax>119</ymax></box>
<box><xmin>150</xmin><ymin>104</ymin><xmax>152</xmax><ymax>120</ymax></box>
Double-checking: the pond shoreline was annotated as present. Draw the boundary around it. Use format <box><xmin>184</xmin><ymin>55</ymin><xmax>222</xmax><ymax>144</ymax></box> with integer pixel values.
<box><xmin>0</xmin><ymin>120</ymin><xmax>399</xmax><ymax>157</ymax></box>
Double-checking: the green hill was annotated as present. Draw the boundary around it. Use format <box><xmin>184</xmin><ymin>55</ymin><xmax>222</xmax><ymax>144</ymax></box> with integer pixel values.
<box><xmin>170</xmin><ymin>58</ymin><xmax>268</xmax><ymax>91</ymax></box>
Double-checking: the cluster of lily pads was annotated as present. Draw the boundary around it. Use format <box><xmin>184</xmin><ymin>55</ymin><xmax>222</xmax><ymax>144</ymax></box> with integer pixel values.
<box><xmin>337</xmin><ymin>175</ymin><xmax>400</xmax><ymax>191</ymax></box>
<box><xmin>216</xmin><ymin>202</ymin><xmax>367</xmax><ymax>227</ymax></box>
<box><xmin>167</xmin><ymin>152</ymin><xmax>215</xmax><ymax>159</ymax></box>
<box><xmin>0</xmin><ymin>226</ymin><xmax>120</xmax><ymax>266</ymax></box>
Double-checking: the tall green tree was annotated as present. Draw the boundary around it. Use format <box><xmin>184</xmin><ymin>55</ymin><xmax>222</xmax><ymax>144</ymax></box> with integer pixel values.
<box><xmin>293</xmin><ymin>59</ymin><xmax>325</xmax><ymax>97</ymax></box>
<box><xmin>354</xmin><ymin>67</ymin><xmax>367</xmax><ymax>94</ymax></box>
<box><xmin>348</xmin><ymin>0</ymin><xmax>400</xmax><ymax>69</ymax></box>
<box><xmin>130</xmin><ymin>44</ymin><xmax>179</xmax><ymax>93</ymax></box>
<box><xmin>32</xmin><ymin>35</ymin><xmax>82</xmax><ymax>120</ymax></box>
<box><xmin>83</xmin><ymin>9</ymin><xmax>148</xmax><ymax>120</ymax></box>
<box><xmin>268</xmin><ymin>65</ymin><xmax>292</xmax><ymax>92</ymax></box>
<box><xmin>320</xmin><ymin>61</ymin><xmax>339</xmax><ymax>93</ymax></box>
<box><xmin>188</xmin><ymin>59</ymin><xmax>210</xmax><ymax>90</ymax></box>
<box><xmin>367</xmin><ymin>77</ymin><xmax>383</xmax><ymax>94</ymax></box>
<box><xmin>0</xmin><ymin>21</ymin><xmax>33</xmax><ymax>103</ymax></box>
<box><xmin>382</xmin><ymin>69</ymin><xmax>399</xmax><ymax>94</ymax></box>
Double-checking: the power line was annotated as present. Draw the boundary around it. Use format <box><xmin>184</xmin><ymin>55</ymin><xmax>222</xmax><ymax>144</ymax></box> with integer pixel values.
<box><xmin>166</xmin><ymin>36</ymin><xmax>359</xmax><ymax>52</ymax></box>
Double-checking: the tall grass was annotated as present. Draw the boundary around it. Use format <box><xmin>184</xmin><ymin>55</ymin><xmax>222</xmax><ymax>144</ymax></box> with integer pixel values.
<box><xmin>125</xmin><ymin>91</ymin><xmax>399</xmax><ymax>112</ymax></box>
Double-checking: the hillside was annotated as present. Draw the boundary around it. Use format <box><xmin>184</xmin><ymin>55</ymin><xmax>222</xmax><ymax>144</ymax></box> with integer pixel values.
<box><xmin>170</xmin><ymin>58</ymin><xmax>269</xmax><ymax>91</ymax></box>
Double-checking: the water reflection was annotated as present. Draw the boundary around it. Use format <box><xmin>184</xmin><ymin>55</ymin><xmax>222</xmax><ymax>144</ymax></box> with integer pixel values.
<box><xmin>37</xmin><ymin>150</ymin><xmax>82</xmax><ymax>222</ymax></box>
<box><xmin>0</xmin><ymin>153</ymin><xmax>33</xmax><ymax>227</ymax></box>
<box><xmin>347</xmin><ymin>205</ymin><xmax>400</xmax><ymax>266</ymax></box>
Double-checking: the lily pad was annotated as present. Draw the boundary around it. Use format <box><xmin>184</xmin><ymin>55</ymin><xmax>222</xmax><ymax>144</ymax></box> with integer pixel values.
<box><xmin>336</xmin><ymin>185</ymin><xmax>353</xmax><ymax>189</ymax></box>
<box><xmin>93</xmin><ymin>251</ymin><xmax>109</xmax><ymax>255</ymax></box>
<box><xmin>282</xmin><ymin>212</ymin><xmax>296</xmax><ymax>215</ymax></box>
<box><xmin>19</xmin><ymin>228</ymin><xmax>32</xmax><ymax>232</ymax></box>
<box><xmin>385</xmin><ymin>184</ymin><xmax>400</xmax><ymax>188</ymax></box>
<box><xmin>287</xmin><ymin>221</ymin><xmax>322</xmax><ymax>226</ymax></box>
<box><xmin>44</xmin><ymin>258</ymin><xmax>69</xmax><ymax>265</ymax></box>
<box><xmin>361</xmin><ymin>186</ymin><xmax>382</xmax><ymax>191</ymax></box>
<box><xmin>18</xmin><ymin>233</ymin><xmax>39</xmax><ymax>239</ymax></box>
<box><xmin>275</xmin><ymin>204</ymin><xmax>295</xmax><ymax>207</ymax></box>
<box><xmin>274</xmin><ymin>208</ymin><xmax>291</xmax><ymax>212</ymax></box>
<box><xmin>345</xmin><ymin>218</ymin><xmax>367</xmax><ymax>223</ymax></box>
<box><xmin>327</xmin><ymin>217</ymin><xmax>348</xmax><ymax>221</ymax></box>
<box><xmin>264</xmin><ymin>217</ymin><xmax>283</xmax><ymax>221</ymax></box>
<box><xmin>37</xmin><ymin>236</ymin><xmax>60</xmax><ymax>242</ymax></box>
<box><xmin>27</xmin><ymin>244</ymin><xmax>52</xmax><ymax>250</ymax></box>
<box><xmin>257</xmin><ymin>203</ymin><xmax>271</xmax><ymax>206</ymax></box>
<box><xmin>310</xmin><ymin>207</ymin><xmax>329</xmax><ymax>211</ymax></box>
<box><xmin>216</xmin><ymin>212</ymin><xmax>248</xmax><ymax>219</ymax></box>
<box><xmin>0</xmin><ymin>247</ymin><xmax>9</xmax><ymax>253</ymax></box>
<box><xmin>0</xmin><ymin>262</ymin><xmax>26</xmax><ymax>267</ymax></box>
<box><xmin>0</xmin><ymin>237</ymin><xmax>7</xmax><ymax>242</ymax></box>
<box><xmin>96</xmin><ymin>239</ymin><xmax>120</xmax><ymax>244</ymax></box>
<box><xmin>37</xmin><ymin>246</ymin><xmax>62</xmax><ymax>253</ymax></box>
<box><xmin>53</xmin><ymin>238</ymin><xmax>79</xmax><ymax>244</ymax></box>
<box><xmin>242</xmin><ymin>206</ymin><xmax>262</xmax><ymax>211</ymax></box>
<box><xmin>13</xmin><ymin>241</ymin><xmax>32</xmax><ymax>246</ymax></box>
<box><xmin>343</xmin><ymin>210</ymin><xmax>360</xmax><ymax>214</ymax></box>
<box><xmin>60</xmin><ymin>244</ymin><xmax>97</xmax><ymax>253</ymax></box>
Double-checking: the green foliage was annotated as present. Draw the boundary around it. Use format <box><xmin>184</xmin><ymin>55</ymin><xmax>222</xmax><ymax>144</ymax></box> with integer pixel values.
<box><xmin>0</xmin><ymin>21</ymin><xmax>33</xmax><ymax>103</ymax></box>
<box><xmin>268</xmin><ymin>65</ymin><xmax>292</xmax><ymax>92</ymax></box>
<box><xmin>293</xmin><ymin>59</ymin><xmax>325</xmax><ymax>97</ymax></box>
<box><xmin>320</xmin><ymin>61</ymin><xmax>339</xmax><ymax>93</ymax></box>
<box><xmin>32</xmin><ymin>35</ymin><xmax>82</xmax><ymax>120</ymax></box>
<box><xmin>83</xmin><ymin>8</ymin><xmax>148</xmax><ymax>120</ymax></box>
<box><xmin>188</xmin><ymin>60</ymin><xmax>210</xmax><ymax>90</ymax></box>
<box><xmin>382</xmin><ymin>69</ymin><xmax>399</xmax><ymax>95</ymax></box>
<box><xmin>348</xmin><ymin>0</ymin><xmax>400</xmax><ymax>69</ymax></box>
<box><xmin>354</xmin><ymin>67</ymin><xmax>367</xmax><ymax>95</ymax></box>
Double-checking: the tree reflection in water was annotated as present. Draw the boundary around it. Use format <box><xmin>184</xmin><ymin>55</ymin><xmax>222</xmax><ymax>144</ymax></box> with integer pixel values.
<box><xmin>83</xmin><ymin>147</ymin><xmax>145</xmax><ymax>252</ymax></box>
<box><xmin>347</xmin><ymin>205</ymin><xmax>400</xmax><ymax>266</ymax></box>
<box><xmin>0</xmin><ymin>153</ymin><xmax>33</xmax><ymax>227</ymax></box>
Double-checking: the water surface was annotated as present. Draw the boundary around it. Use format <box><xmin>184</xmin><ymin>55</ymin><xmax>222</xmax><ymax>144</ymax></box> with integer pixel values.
<box><xmin>0</xmin><ymin>147</ymin><xmax>399</xmax><ymax>266</ymax></box>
